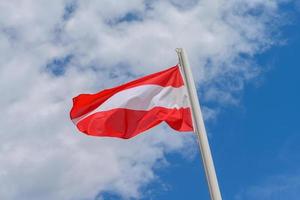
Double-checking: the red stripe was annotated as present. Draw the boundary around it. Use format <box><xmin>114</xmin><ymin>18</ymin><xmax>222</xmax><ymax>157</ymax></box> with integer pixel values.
<box><xmin>76</xmin><ymin>107</ymin><xmax>193</xmax><ymax>139</ymax></box>
<box><xmin>70</xmin><ymin>65</ymin><xmax>183</xmax><ymax>120</ymax></box>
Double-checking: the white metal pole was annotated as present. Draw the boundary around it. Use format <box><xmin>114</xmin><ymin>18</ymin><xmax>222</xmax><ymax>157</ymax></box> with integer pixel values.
<box><xmin>176</xmin><ymin>48</ymin><xmax>222</xmax><ymax>200</ymax></box>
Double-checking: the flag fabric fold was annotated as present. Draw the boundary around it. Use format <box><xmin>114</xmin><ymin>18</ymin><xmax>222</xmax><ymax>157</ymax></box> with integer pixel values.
<box><xmin>70</xmin><ymin>65</ymin><xmax>193</xmax><ymax>139</ymax></box>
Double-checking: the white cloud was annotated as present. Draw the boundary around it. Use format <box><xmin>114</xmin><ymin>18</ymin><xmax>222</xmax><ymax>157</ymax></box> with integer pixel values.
<box><xmin>0</xmin><ymin>0</ymin><xmax>288</xmax><ymax>199</ymax></box>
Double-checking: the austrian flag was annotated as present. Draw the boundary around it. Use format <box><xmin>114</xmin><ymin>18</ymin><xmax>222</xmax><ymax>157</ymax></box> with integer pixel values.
<box><xmin>70</xmin><ymin>65</ymin><xmax>193</xmax><ymax>139</ymax></box>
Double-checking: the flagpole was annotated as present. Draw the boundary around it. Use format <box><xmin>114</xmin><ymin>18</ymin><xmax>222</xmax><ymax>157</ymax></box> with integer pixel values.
<box><xmin>176</xmin><ymin>48</ymin><xmax>222</xmax><ymax>200</ymax></box>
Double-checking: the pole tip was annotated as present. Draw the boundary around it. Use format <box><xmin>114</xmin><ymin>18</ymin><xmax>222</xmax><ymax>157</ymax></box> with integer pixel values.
<box><xmin>175</xmin><ymin>48</ymin><xmax>183</xmax><ymax>53</ymax></box>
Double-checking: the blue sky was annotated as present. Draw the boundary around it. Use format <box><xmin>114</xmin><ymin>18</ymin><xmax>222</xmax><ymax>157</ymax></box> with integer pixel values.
<box><xmin>143</xmin><ymin>6</ymin><xmax>300</xmax><ymax>200</ymax></box>
<box><xmin>1</xmin><ymin>1</ymin><xmax>299</xmax><ymax>200</ymax></box>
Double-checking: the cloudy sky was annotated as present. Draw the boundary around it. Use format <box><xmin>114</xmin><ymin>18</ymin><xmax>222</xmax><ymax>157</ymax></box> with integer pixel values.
<box><xmin>0</xmin><ymin>0</ymin><xmax>299</xmax><ymax>199</ymax></box>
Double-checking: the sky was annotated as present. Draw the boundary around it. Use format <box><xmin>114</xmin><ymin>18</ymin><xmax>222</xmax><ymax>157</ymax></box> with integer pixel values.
<box><xmin>0</xmin><ymin>0</ymin><xmax>299</xmax><ymax>200</ymax></box>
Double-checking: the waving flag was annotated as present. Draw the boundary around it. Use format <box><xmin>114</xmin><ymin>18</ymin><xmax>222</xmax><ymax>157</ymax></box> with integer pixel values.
<box><xmin>70</xmin><ymin>65</ymin><xmax>193</xmax><ymax>139</ymax></box>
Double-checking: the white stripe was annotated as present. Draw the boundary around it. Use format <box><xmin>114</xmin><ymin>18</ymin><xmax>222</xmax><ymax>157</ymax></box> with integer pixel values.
<box><xmin>73</xmin><ymin>85</ymin><xmax>190</xmax><ymax>124</ymax></box>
